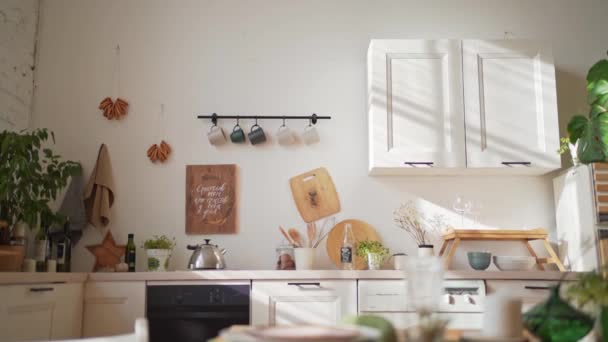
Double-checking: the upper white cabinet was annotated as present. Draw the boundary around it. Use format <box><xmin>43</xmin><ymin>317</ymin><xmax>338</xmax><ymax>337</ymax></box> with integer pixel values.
<box><xmin>368</xmin><ymin>39</ymin><xmax>561</xmax><ymax>175</ymax></box>
<box><xmin>368</xmin><ymin>40</ymin><xmax>466</xmax><ymax>174</ymax></box>
<box><xmin>463</xmin><ymin>40</ymin><xmax>560</xmax><ymax>172</ymax></box>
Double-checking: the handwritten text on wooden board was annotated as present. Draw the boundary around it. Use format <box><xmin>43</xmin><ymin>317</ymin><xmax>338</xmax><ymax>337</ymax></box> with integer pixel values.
<box><xmin>186</xmin><ymin>164</ymin><xmax>237</xmax><ymax>234</ymax></box>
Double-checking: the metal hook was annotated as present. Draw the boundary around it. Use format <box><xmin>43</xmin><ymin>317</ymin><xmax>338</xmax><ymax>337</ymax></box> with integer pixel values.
<box><xmin>282</xmin><ymin>116</ymin><xmax>286</xmax><ymax>127</ymax></box>
<box><xmin>211</xmin><ymin>113</ymin><xmax>218</xmax><ymax>126</ymax></box>
<box><xmin>255</xmin><ymin>117</ymin><xmax>258</xmax><ymax>126</ymax></box>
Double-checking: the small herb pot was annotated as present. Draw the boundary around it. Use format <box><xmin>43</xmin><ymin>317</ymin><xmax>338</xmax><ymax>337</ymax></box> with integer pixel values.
<box><xmin>418</xmin><ymin>245</ymin><xmax>434</xmax><ymax>257</ymax></box>
<box><xmin>145</xmin><ymin>249</ymin><xmax>172</xmax><ymax>272</ymax></box>
<box><xmin>367</xmin><ymin>252</ymin><xmax>386</xmax><ymax>270</ymax></box>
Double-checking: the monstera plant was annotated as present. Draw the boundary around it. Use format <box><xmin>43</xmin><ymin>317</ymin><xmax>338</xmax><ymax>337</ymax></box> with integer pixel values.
<box><xmin>567</xmin><ymin>57</ymin><xmax>608</xmax><ymax>164</ymax></box>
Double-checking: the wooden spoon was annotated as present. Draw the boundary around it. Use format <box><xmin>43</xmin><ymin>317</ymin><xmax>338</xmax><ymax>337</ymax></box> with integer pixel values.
<box><xmin>288</xmin><ymin>228</ymin><xmax>304</xmax><ymax>248</ymax></box>
<box><xmin>279</xmin><ymin>226</ymin><xmax>295</xmax><ymax>245</ymax></box>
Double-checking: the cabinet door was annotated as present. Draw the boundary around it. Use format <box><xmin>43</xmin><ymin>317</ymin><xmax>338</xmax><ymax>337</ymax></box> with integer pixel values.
<box><xmin>463</xmin><ymin>40</ymin><xmax>560</xmax><ymax>172</ymax></box>
<box><xmin>553</xmin><ymin>165</ymin><xmax>598</xmax><ymax>271</ymax></box>
<box><xmin>368</xmin><ymin>40</ymin><xmax>465</xmax><ymax>174</ymax></box>
<box><xmin>486</xmin><ymin>280</ymin><xmax>560</xmax><ymax>312</ymax></box>
<box><xmin>83</xmin><ymin>281</ymin><xmax>145</xmax><ymax>337</ymax></box>
<box><xmin>0</xmin><ymin>283</ymin><xmax>82</xmax><ymax>342</ymax></box>
<box><xmin>251</xmin><ymin>280</ymin><xmax>357</xmax><ymax>326</ymax></box>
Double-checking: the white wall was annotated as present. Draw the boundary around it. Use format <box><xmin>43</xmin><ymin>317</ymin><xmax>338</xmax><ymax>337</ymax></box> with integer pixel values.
<box><xmin>0</xmin><ymin>0</ymin><xmax>38</xmax><ymax>132</ymax></box>
<box><xmin>31</xmin><ymin>0</ymin><xmax>608</xmax><ymax>271</ymax></box>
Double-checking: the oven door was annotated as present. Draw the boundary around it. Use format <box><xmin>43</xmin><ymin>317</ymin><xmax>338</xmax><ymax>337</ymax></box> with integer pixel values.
<box><xmin>147</xmin><ymin>309</ymin><xmax>249</xmax><ymax>342</ymax></box>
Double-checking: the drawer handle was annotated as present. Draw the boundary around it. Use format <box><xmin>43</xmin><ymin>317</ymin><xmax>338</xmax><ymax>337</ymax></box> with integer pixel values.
<box><xmin>502</xmin><ymin>162</ymin><xmax>531</xmax><ymax>166</ymax></box>
<box><xmin>287</xmin><ymin>282</ymin><xmax>321</xmax><ymax>287</ymax></box>
<box><xmin>29</xmin><ymin>287</ymin><xmax>54</xmax><ymax>292</ymax></box>
<box><xmin>524</xmin><ymin>286</ymin><xmax>550</xmax><ymax>290</ymax></box>
<box><xmin>375</xmin><ymin>293</ymin><xmax>400</xmax><ymax>296</ymax></box>
<box><xmin>404</xmin><ymin>162</ymin><xmax>434</xmax><ymax>167</ymax></box>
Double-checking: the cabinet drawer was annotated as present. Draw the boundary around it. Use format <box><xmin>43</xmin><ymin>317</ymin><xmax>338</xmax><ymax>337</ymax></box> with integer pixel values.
<box><xmin>358</xmin><ymin>280</ymin><xmax>408</xmax><ymax>312</ymax></box>
<box><xmin>251</xmin><ymin>280</ymin><xmax>357</xmax><ymax>326</ymax></box>
<box><xmin>486</xmin><ymin>280</ymin><xmax>559</xmax><ymax>311</ymax></box>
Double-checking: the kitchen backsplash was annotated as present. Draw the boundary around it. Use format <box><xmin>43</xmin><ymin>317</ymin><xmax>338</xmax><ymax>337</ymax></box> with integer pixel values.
<box><xmin>29</xmin><ymin>0</ymin><xmax>605</xmax><ymax>271</ymax></box>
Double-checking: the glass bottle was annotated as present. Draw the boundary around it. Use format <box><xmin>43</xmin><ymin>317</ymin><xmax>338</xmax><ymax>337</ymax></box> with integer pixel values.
<box><xmin>56</xmin><ymin>221</ymin><xmax>71</xmax><ymax>272</ymax></box>
<box><xmin>341</xmin><ymin>223</ymin><xmax>354</xmax><ymax>270</ymax></box>
<box><xmin>35</xmin><ymin>226</ymin><xmax>48</xmax><ymax>272</ymax></box>
<box><xmin>126</xmin><ymin>234</ymin><xmax>136</xmax><ymax>272</ymax></box>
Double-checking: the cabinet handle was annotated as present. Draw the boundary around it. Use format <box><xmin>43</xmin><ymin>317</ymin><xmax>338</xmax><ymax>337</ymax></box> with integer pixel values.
<box><xmin>287</xmin><ymin>282</ymin><xmax>321</xmax><ymax>287</ymax></box>
<box><xmin>29</xmin><ymin>287</ymin><xmax>54</xmax><ymax>292</ymax></box>
<box><xmin>524</xmin><ymin>286</ymin><xmax>550</xmax><ymax>290</ymax></box>
<box><xmin>404</xmin><ymin>162</ymin><xmax>434</xmax><ymax>167</ymax></box>
<box><xmin>374</xmin><ymin>293</ymin><xmax>400</xmax><ymax>296</ymax></box>
<box><xmin>502</xmin><ymin>162</ymin><xmax>531</xmax><ymax>166</ymax></box>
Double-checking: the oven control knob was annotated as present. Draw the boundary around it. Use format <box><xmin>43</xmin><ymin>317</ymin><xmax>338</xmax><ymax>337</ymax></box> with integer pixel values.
<box><xmin>443</xmin><ymin>294</ymin><xmax>454</xmax><ymax>305</ymax></box>
<box><xmin>174</xmin><ymin>295</ymin><xmax>183</xmax><ymax>304</ymax></box>
<box><xmin>465</xmin><ymin>294</ymin><xmax>475</xmax><ymax>305</ymax></box>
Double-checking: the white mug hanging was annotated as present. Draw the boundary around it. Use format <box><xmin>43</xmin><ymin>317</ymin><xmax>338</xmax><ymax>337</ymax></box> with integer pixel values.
<box><xmin>276</xmin><ymin>118</ymin><xmax>295</xmax><ymax>146</ymax></box>
<box><xmin>208</xmin><ymin>124</ymin><xmax>226</xmax><ymax>145</ymax></box>
<box><xmin>302</xmin><ymin>120</ymin><xmax>320</xmax><ymax>145</ymax></box>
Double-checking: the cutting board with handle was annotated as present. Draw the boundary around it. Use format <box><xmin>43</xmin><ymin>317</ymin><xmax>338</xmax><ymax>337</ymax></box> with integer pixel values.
<box><xmin>289</xmin><ymin>167</ymin><xmax>341</xmax><ymax>223</ymax></box>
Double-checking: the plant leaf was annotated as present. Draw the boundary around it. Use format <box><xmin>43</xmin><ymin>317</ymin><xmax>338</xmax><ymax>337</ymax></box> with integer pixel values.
<box><xmin>568</xmin><ymin>115</ymin><xmax>589</xmax><ymax>143</ymax></box>
<box><xmin>576</xmin><ymin>112</ymin><xmax>608</xmax><ymax>164</ymax></box>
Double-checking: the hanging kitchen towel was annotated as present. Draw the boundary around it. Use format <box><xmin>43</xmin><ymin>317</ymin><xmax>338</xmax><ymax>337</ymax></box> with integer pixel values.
<box><xmin>49</xmin><ymin>174</ymin><xmax>87</xmax><ymax>244</ymax></box>
<box><xmin>84</xmin><ymin>144</ymin><xmax>116</xmax><ymax>229</ymax></box>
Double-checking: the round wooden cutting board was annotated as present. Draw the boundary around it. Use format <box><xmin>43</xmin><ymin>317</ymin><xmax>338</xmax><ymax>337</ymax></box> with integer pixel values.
<box><xmin>326</xmin><ymin>219</ymin><xmax>381</xmax><ymax>270</ymax></box>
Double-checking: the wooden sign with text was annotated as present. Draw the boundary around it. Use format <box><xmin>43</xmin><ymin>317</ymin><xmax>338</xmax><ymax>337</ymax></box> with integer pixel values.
<box><xmin>186</xmin><ymin>164</ymin><xmax>237</xmax><ymax>234</ymax></box>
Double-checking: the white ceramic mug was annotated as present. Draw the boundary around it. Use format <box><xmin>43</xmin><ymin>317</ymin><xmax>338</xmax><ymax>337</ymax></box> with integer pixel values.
<box><xmin>208</xmin><ymin>125</ymin><xmax>226</xmax><ymax>145</ymax></box>
<box><xmin>294</xmin><ymin>248</ymin><xmax>315</xmax><ymax>270</ymax></box>
<box><xmin>302</xmin><ymin>125</ymin><xmax>320</xmax><ymax>145</ymax></box>
<box><xmin>276</xmin><ymin>125</ymin><xmax>295</xmax><ymax>145</ymax></box>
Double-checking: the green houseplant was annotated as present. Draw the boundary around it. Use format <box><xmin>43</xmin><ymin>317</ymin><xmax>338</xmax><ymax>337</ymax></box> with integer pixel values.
<box><xmin>142</xmin><ymin>235</ymin><xmax>175</xmax><ymax>272</ymax></box>
<box><xmin>356</xmin><ymin>240</ymin><xmax>390</xmax><ymax>270</ymax></box>
<box><xmin>565</xmin><ymin>56</ymin><xmax>608</xmax><ymax>164</ymax></box>
<box><xmin>567</xmin><ymin>270</ymin><xmax>608</xmax><ymax>340</ymax></box>
<box><xmin>0</xmin><ymin>129</ymin><xmax>81</xmax><ymax>240</ymax></box>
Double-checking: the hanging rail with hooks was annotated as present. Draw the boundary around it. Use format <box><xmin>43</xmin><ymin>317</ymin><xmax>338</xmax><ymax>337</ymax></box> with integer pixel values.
<box><xmin>197</xmin><ymin>113</ymin><xmax>331</xmax><ymax>125</ymax></box>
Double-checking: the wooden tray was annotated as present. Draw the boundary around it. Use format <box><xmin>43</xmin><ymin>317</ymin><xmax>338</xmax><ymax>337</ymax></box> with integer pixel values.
<box><xmin>326</xmin><ymin>219</ymin><xmax>380</xmax><ymax>270</ymax></box>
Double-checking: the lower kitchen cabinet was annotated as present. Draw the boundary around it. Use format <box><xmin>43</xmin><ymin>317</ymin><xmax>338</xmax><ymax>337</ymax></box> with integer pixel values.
<box><xmin>0</xmin><ymin>283</ymin><xmax>83</xmax><ymax>342</ymax></box>
<box><xmin>358</xmin><ymin>280</ymin><xmax>484</xmax><ymax>330</ymax></box>
<box><xmin>83</xmin><ymin>281</ymin><xmax>145</xmax><ymax>337</ymax></box>
<box><xmin>485</xmin><ymin>280</ymin><xmax>559</xmax><ymax>312</ymax></box>
<box><xmin>251</xmin><ymin>280</ymin><xmax>357</xmax><ymax>326</ymax></box>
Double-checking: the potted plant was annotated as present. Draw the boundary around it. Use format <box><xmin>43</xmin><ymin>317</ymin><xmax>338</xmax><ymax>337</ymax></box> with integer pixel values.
<box><xmin>356</xmin><ymin>240</ymin><xmax>389</xmax><ymax>270</ymax></box>
<box><xmin>566</xmin><ymin>269</ymin><xmax>608</xmax><ymax>339</ymax></box>
<box><xmin>563</xmin><ymin>56</ymin><xmax>608</xmax><ymax>165</ymax></box>
<box><xmin>393</xmin><ymin>201</ymin><xmax>446</xmax><ymax>256</ymax></box>
<box><xmin>142</xmin><ymin>235</ymin><xmax>176</xmax><ymax>272</ymax></box>
<box><xmin>0</xmin><ymin>129</ymin><xmax>80</xmax><ymax>270</ymax></box>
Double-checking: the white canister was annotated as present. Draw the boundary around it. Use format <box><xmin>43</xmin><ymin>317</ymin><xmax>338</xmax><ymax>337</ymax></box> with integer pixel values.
<box><xmin>23</xmin><ymin>258</ymin><xmax>36</xmax><ymax>273</ymax></box>
<box><xmin>393</xmin><ymin>254</ymin><xmax>408</xmax><ymax>270</ymax></box>
<box><xmin>294</xmin><ymin>248</ymin><xmax>315</xmax><ymax>270</ymax></box>
<box><xmin>482</xmin><ymin>290</ymin><xmax>523</xmax><ymax>338</ymax></box>
<box><xmin>46</xmin><ymin>259</ymin><xmax>57</xmax><ymax>273</ymax></box>
<box><xmin>145</xmin><ymin>249</ymin><xmax>172</xmax><ymax>272</ymax></box>
<box><xmin>418</xmin><ymin>245</ymin><xmax>434</xmax><ymax>257</ymax></box>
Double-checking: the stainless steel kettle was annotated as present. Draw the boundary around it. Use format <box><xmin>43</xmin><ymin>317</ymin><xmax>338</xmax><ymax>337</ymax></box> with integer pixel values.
<box><xmin>187</xmin><ymin>239</ymin><xmax>227</xmax><ymax>270</ymax></box>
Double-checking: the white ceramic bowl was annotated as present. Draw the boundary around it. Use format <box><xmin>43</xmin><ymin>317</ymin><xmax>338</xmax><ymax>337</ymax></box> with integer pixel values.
<box><xmin>493</xmin><ymin>256</ymin><xmax>536</xmax><ymax>271</ymax></box>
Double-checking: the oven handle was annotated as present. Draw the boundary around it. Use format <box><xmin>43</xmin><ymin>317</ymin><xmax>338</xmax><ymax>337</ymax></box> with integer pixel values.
<box><xmin>147</xmin><ymin>311</ymin><xmax>249</xmax><ymax>320</ymax></box>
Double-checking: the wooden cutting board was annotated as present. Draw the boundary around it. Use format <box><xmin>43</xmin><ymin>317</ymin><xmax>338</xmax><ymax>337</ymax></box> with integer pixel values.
<box><xmin>289</xmin><ymin>167</ymin><xmax>340</xmax><ymax>223</ymax></box>
<box><xmin>326</xmin><ymin>219</ymin><xmax>380</xmax><ymax>270</ymax></box>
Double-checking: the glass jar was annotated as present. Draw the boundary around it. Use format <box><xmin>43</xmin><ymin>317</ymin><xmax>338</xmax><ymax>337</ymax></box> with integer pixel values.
<box><xmin>276</xmin><ymin>245</ymin><xmax>295</xmax><ymax>270</ymax></box>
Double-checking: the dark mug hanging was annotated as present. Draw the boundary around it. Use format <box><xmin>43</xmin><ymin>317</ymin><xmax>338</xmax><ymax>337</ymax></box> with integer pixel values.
<box><xmin>230</xmin><ymin>119</ymin><xmax>246</xmax><ymax>143</ymax></box>
<box><xmin>248</xmin><ymin>121</ymin><xmax>267</xmax><ymax>145</ymax></box>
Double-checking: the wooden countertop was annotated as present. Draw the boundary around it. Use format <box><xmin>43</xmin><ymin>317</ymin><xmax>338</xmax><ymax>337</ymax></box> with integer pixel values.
<box><xmin>0</xmin><ymin>270</ymin><xmax>580</xmax><ymax>284</ymax></box>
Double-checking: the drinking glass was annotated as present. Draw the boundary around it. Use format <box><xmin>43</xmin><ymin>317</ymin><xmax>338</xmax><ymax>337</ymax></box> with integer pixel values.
<box><xmin>407</xmin><ymin>257</ymin><xmax>443</xmax><ymax>317</ymax></box>
<box><xmin>452</xmin><ymin>195</ymin><xmax>472</xmax><ymax>227</ymax></box>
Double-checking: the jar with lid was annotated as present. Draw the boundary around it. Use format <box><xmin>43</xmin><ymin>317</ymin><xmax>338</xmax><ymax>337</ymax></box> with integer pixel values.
<box><xmin>276</xmin><ymin>244</ymin><xmax>295</xmax><ymax>270</ymax></box>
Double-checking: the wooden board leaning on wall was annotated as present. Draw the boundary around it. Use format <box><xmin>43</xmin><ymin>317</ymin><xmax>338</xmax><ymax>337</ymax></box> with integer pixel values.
<box><xmin>186</xmin><ymin>164</ymin><xmax>238</xmax><ymax>234</ymax></box>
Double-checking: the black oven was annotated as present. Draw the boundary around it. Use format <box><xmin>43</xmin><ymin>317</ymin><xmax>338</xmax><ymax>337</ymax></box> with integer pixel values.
<box><xmin>146</xmin><ymin>283</ymin><xmax>250</xmax><ymax>342</ymax></box>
